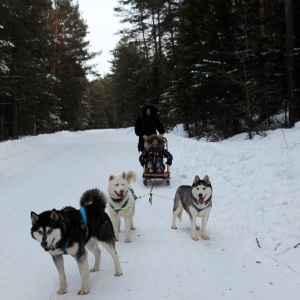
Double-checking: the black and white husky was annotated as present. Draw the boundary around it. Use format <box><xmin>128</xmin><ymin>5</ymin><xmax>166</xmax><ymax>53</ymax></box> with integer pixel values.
<box><xmin>30</xmin><ymin>188</ymin><xmax>122</xmax><ymax>295</ymax></box>
<box><xmin>171</xmin><ymin>175</ymin><xmax>212</xmax><ymax>241</ymax></box>
<box><xmin>108</xmin><ymin>171</ymin><xmax>137</xmax><ymax>243</ymax></box>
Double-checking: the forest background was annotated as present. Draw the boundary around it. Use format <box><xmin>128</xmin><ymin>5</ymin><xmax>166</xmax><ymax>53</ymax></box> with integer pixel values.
<box><xmin>1</xmin><ymin>0</ymin><xmax>300</xmax><ymax>141</ymax></box>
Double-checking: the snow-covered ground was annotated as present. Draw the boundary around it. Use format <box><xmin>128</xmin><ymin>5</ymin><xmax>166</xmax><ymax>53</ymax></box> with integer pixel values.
<box><xmin>1</xmin><ymin>124</ymin><xmax>300</xmax><ymax>299</ymax></box>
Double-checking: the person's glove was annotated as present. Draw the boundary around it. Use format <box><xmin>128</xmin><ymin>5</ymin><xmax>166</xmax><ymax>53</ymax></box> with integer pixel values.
<box><xmin>143</xmin><ymin>135</ymin><xmax>148</xmax><ymax>140</ymax></box>
<box><xmin>166</xmin><ymin>160</ymin><xmax>172</xmax><ymax>166</ymax></box>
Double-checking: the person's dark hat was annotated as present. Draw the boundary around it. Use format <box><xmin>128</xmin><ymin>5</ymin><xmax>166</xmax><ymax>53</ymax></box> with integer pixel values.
<box><xmin>141</xmin><ymin>103</ymin><xmax>158</xmax><ymax>116</ymax></box>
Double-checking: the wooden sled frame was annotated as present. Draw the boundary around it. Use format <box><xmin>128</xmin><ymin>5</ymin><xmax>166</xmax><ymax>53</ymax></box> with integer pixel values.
<box><xmin>142</xmin><ymin>164</ymin><xmax>171</xmax><ymax>186</ymax></box>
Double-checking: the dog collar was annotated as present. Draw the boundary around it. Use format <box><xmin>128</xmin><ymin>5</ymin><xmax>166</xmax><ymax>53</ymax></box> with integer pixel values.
<box><xmin>192</xmin><ymin>200</ymin><xmax>212</xmax><ymax>213</ymax></box>
<box><xmin>62</xmin><ymin>239</ymin><xmax>69</xmax><ymax>254</ymax></box>
<box><xmin>111</xmin><ymin>197</ymin><xmax>124</xmax><ymax>203</ymax></box>
<box><xmin>110</xmin><ymin>199</ymin><xmax>129</xmax><ymax>214</ymax></box>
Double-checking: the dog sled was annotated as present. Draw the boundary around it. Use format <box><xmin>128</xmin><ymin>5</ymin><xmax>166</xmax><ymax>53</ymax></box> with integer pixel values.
<box><xmin>141</xmin><ymin>136</ymin><xmax>171</xmax><ymax>186</ymax></box>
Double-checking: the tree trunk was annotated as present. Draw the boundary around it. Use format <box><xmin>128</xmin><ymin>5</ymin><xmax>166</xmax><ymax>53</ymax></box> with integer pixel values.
<box><xmin>11</xmin><ymin>72</ymin><xmax>18</xmax><ymax>139</ymax></box>
<box><xmin>284</xmin><ymin>0</ymin><xmax>297</xmax><ymax>126</ymax></box>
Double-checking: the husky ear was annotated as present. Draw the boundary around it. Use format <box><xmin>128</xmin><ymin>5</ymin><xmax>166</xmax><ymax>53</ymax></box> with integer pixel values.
<box><xmin>193</xmin><ymin>175</ymin><xmax>201</xmax><ymax>185</ymax></box>
<box><xmin>203</xmin><ymin>175</ymin><xmax>211</xmax><ymax>185</ymax></box>
<box><xmin>121</xmin><ymin>172</ymin><xmax>126</xmax><ymax>179</ymax></box>
<box><xmin>50</xmin><ymin>209</ymin><xmax>60</xmax><ymax>222</ymax></box>
<box><xmin>31</xmin><ymin>212</ymin><xmax>39</xmax><ymax>225</ymax></box>
<box><xmin>109</xmin><ymin>175</ymin><xmax>115</xmax><ymax>181</ymax></box>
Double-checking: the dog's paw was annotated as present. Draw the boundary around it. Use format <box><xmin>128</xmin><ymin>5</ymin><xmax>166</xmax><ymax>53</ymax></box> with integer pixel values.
<box><xmin>192</xmin><ymin>236</ymin><xmax>199</xmax><ymax>241</ymax></box>
<box><xmin>201</xmin><ymin>234</ymin><xmax>209</xmax><ymax>240</ymax></box>
<box><xmin>77</xmin><ymin>288</ymin><xmax>90</xmax><ymax>295</ymax></box>
<box><xmin>171</xmin><ymin>225</ymin><xmax>177</xmax><ymax>230</ymax></box>
<box><xmin>131</xmin><ymin>226</ymin><xmax>136</xmax><ymax>230</ymax></box>
<box><xmin>115</xmin><ymin>269</ymin><xmax>123</xmax><ymax>276</ymax></box>
<box><xmin>90</xmin><ymin>267</ymin><xmax>99</xmax><ymax>272</ymax></box>
<box><xmin>57</xmin><ymin>287</ymin><xmax>67</xmax><ymax>295</ymax></box>
<box><xmin>125</xmin><ymin>238</ymin><xmax>132</xmax><ymax>243</ymax></box>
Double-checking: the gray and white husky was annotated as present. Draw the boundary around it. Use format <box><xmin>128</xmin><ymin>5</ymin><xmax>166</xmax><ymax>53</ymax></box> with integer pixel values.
<box><xmin>171</xmin><ymin>175</ymin><xmax>212</xmax><ymax>241</ymax></box>
<box><xmin>31</xmin><ymin>188</ymin><xmax>122</xmax><ymax>295</ymax></box>
<box><xmin>108</xmin><ymin>171</ymin><xmax>137</xmax><ymax>243</ymax></box>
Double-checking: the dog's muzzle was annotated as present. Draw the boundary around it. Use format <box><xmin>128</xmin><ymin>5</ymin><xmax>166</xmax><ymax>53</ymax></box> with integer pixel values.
<box><xmin>41</xmin><ymin>238</ymin><xmax>55</xmax><ymax>252</ymax></box>
<box><xmin>114</xmin><ymin>189</ymin><xmax>128</xmax><ymax>200</ymax></box>
<box><xmin>198</xmin><ymin>193</ymin><xmax>205</xmax><ymax>205</ymax></box>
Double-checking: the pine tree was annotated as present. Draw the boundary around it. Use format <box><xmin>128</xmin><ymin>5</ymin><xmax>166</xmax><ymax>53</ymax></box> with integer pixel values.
<box><xmin>51</xmin><ymin>0</ymin><xmax>98</xmax><ymax>130</ymax></box>
<box><xmin>110</xmin><ymin>38</ymin><xmax>149</xmax><ymax>127</ymax></box>
<box><xmin>0</xmin><ymin>0</ymin><xmax>61</xmax><ymax>139</ymax></box>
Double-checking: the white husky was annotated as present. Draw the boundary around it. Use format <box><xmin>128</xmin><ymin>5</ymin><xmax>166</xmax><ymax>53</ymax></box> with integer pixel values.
<box><xmin>108</xmin><ymin>171</ymin><xmax>137</xmax><ymax>243</ymax></box>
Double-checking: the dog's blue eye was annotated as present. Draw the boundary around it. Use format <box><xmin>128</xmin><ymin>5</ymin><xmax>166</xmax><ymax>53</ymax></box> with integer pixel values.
<box><xmin>48</xmin><ymin>229</ymin><xmax>53</xmax><ymax>234</ymax></box>
<box><xmin>38</xmin><ymin>230</ymin><xmax>43</xmax><ymax>235</ymax></box>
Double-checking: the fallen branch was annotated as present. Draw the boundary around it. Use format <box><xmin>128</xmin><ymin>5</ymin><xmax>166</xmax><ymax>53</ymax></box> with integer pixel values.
<box><xmin>294</xmin><ymin>243</ymin><xmax>300</xmax><ymax>248</ymax></box>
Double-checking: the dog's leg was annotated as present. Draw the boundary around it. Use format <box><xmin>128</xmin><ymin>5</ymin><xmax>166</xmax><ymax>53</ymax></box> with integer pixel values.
<box><xmin>171</xmin><ymin>206</ymin><xmax>183</xmax><ymax>229</ymax></box>
<box><xmin>118</xmin><ymin>216</ymin><xmax>121</xmax><ymax>232</ymax></box>
<box><xmin>99</xmin><ymin>241</ymin><xmax>123</xmax><ymax>276</ymax></box>
<box><xmin>190</xmin><ymin>216</ymin><xmax>198</xmax><ymax>241</ymax></box>
<box><xmin>171</xmin><ymin>211</ymin><xmax>178</xmax><ymax>229</ymax></box>
<box><xmin>75</xmin><ymin>250</ymin><xmax>90</xmax><ymax>295</ymax></box>
<box><xmin>52</xmin><ymin>254</ymin><xmax>67</xmax><ymax>295</ymax></box>
<box><xmin>86</xmin><ymin>238</ymin><xmax>101</xmax><ymax>272</ymax></box>
<box><xmin>110</xmin><ymin>213</ymin><xmax>119</xmax><ymax>241</ymax></box>
<box><xmin>124</xmin><ymin>215</ymin><xmax>132</xmax><ymax>243</ymax></box>
<box><xmin>201</xmin><ymin>212</ymin><xmax>210</xmax><ymax>240</ymax></box>
<box><xmin>130</xmin><ymin>206</ymin><xmax>136</xmax><ymax>230</ymax></box>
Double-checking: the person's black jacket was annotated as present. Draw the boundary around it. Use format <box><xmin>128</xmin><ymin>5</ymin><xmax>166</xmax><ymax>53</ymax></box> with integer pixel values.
<box><xmin>135</xmin><ymin>104</ymin><xmax>165</xmax><ymax>151</ymax></box>
<box><xmin>139</xmin><ymin>145</ymin><xmax>173</xmax><ymax>166</ymax></box>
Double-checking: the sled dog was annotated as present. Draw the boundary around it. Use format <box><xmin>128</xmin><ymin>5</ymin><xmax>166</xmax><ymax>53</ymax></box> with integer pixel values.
<box><xmin>31</xmin><ymin>188</ymin><xmax>122</xmax><ymax>295</ymax></box>
<box><xmin>108</xmin><ymin>171</ymin><xmax>137</xmax><ymax>243</ymax></box>
<box><xmin>171</xmin><ymin>175</ymin><xmax>212</xmax><ymax>241</ymax></box>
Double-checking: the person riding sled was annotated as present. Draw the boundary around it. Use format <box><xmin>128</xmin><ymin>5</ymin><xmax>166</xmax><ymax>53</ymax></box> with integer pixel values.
<box><xmin>139</xmin><ymin>134</ymin><xmax>173</xmax><ymax>174</ymax></box>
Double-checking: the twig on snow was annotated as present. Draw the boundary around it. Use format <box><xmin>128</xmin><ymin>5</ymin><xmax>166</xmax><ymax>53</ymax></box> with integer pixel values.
<box><xmin>274</xmin><ymin>243</ymin><xmax>281</xmax><ymax>250</ymax></box>
<box><xmin>256</xmin><ymin>238</ymin><xmax>261</xmax><ymax>249</ymax></box>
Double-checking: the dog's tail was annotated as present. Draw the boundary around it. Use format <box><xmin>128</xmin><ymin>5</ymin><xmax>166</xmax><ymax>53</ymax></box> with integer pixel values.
<box><xmin>80</xmin><ymin>188</ymin><xmax>107</xmax><ymax>209</ymax></box>
<box><xmin>125</xmin><ymin>171</ymin><xmax>137</xmax><ymax>185</ymax></box>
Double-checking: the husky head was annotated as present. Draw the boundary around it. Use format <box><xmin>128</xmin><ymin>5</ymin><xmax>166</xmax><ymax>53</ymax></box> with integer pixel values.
<box><xmin>31</xmin><ymin>210</ymin><xmax>63</xmax><ymax>252</ymax></box>
<box><xmin>192</xmin><ymin>175</ymin><xmax>212</xmax><ymax>205</ymax></box>
<box><xmin>108</xmin><ymin>172</ymin><xmax>129</xmax><ymax>200</ymax></box>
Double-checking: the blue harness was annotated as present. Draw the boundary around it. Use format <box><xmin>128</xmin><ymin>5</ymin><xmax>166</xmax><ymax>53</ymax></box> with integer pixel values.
<box><xmin>62</xmin><ymin>207</ymin><xmax>87</xmax><ymax>254</ymax></box>
<box><xmin>79</xmin><ymin>207</ymin><xmax>87</xmax><ymax>226</ymax></box>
